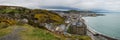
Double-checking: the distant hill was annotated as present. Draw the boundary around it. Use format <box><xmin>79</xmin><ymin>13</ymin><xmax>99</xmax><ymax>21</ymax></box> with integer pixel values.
<box><xmin>51</xmin><ymin>10</ymin><xmax>96</xmax><ymax>13</ymax></box>
<box><xmin>41</xmin><ymin>6</ymin><xmax>80</xmax><ymax>10</ymax></box>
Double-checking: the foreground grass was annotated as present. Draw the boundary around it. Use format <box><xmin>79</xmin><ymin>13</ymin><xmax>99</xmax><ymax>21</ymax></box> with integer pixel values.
<box><xmin>0</xmin><ymin>26</ymin><xmax>13</xmax><ymax>37</ymax></box>
<box><xmin>20</xmin><ymin>24</ymin><xmax>63</xmax><ymax>40</ymax></box>
<box><xmin>0</xmin><ymin>24</ymin><xmax>91</xmax><ymax>40</ymax></box>
<box><xmin>19</xmin><ymin>24</ymin><xmax>91</xmax><ymax>40</ymax></box>
<box><xmin>68</xmin><ymin>35</ymin><xmax>91</xmax><ymax>40</ymax></box>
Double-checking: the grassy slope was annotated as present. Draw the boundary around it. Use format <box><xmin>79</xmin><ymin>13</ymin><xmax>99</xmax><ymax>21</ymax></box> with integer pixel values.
<box><xmin>0</xmin><ymin>6</ymin><xmax>91</xmax><ymax>40</ymax></box>
<box><xmin>19</xmin><ymin>24</ymin><xmax>91</xmax><ymax>40</ymax></box>
<box><xmin>0</xmin><ymin>24</ymin><xmax>65</xmax><ymax>40</ymax></box>
<box><xmin>0</xmin><ymin>24</ymin><xmax>91</xmax><ymax>40</ymax></box>
<box><xmin>0</xmin><ymin>26</ymin><xmax>13</xmax><ymax>37</ymax></box>
<box><xmin>19</xmin><ymin>24</ymin><xmax>66</xmax><ymax>40</ymax></box>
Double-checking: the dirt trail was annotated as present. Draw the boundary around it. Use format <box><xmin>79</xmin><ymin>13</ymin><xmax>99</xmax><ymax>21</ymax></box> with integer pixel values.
<box><xmin>0</xmin><ymin>27</ymin><xmax>24</xmax><ymax>40</ymax></box>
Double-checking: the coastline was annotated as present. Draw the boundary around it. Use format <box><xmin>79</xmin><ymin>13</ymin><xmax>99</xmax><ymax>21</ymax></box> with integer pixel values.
<box><xmin>83</xmin><ymin>18</ymin><xmax>117</xmax><ymax>40</ymax></box>
<box><xmin>56</xmin><ymin>11</ymin><xmax>117</xmax><ymax>40</ymax></box>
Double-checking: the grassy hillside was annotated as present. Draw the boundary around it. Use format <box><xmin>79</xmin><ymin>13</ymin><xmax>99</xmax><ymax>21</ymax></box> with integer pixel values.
<box><xmin>0</xmin><ymin>5</ymin><xmax>64</xmax><ymax>27</ymax></box>
<box><xmin>0</xmin><ymin>5</ymin><xmax>66</xmax><ymax>39</ymax></box>
<box><xmin>33</xmin><ymin>9</ymin><xmax>64</xmax><ymax>24</ymax></box>
<box><xmin>0</xmin><ymin>5</ymin><xmax>91</xmax><ymax>40</ymax></box>
<box><xmin>0</xmin><ymin>24</ymin><xmax>91</xmax><ymax>40</ymax></box>
<box><xmin>0</xmin><ymin>24</ymin><xmax>65</xmax><ymax>40</ymax></box>
<box><xmin>20</xmin><ymin>24</ymin><xmax>65</xmax><ymax>40</ymax></box>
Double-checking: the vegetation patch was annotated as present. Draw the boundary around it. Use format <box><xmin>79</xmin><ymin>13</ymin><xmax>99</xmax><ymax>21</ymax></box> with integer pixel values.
<box><xmin>70</xmin><ymin>35</ymin><xmax>91</xmax><ymax>40</ymax></box>
<box><xmin>20</xmin><ymin>24</ymin><xmax>62</xmax><ymax>40</ymax></box>
<box><xmin>0</xmin><ymin>25</ymin><xmax>14</xmax><ymax>37</ymax></box>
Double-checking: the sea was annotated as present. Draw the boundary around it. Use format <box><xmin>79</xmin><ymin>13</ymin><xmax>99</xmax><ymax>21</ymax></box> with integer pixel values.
<box><xmin>83</xmin><ymin>13</ymin><xmax>120</xmax><ymax>39</ymax></box>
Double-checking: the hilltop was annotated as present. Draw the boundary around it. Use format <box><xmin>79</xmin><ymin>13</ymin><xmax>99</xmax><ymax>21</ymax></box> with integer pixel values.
<box><xmin>0</xmin><ymin>5</ymin><xmax>91</xmax><ymax>40</ymax></box>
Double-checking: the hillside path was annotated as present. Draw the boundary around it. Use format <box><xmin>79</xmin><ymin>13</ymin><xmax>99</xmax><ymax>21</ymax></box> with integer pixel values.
<box><xmin>0</xmin><ymin>26</ymin><xmax>25</xmax><ymax>40</ymax></box>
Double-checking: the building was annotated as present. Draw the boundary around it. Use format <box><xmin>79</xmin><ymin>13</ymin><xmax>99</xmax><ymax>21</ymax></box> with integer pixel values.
<box><xmin>66</xmin><ymin>14</ymin><xmax>87</xmax><ymax>35</ymax></box>
<box><xmin>68</xmin><ymin>22</ymin><xmax>87</xmax><ymax>35</ymax></box>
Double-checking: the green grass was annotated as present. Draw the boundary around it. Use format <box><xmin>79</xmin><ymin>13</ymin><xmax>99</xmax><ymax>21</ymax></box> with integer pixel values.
<box><xmin>20</xmin><ymin>24</ymin><xmax>62</xmax><ymax>40</ymax></box>
<box><xmin>0</xmin><ymin>22</ymin><xmax>9</xmax><ymax>29</ymax></box>
<box><xmin>0</xmin><ymin>25</ymin><xmax>13</xmax><ymax>37</ymax></box>
<box><xmin>0</xmin><ymin>24</ymin><xmax>91</xmax><ymax>40</ymax></box>
<box><xmin>70</xmin><ymin>35</ymin><xmax>91</xmax><ymax>40</ymax></box>
<box><xmin>31</xmin><ymin>29</ymin><xmax>60</xmax><ymax>40</ymax></box>
<box><xmin>19</xmin><ymin>24</ymin><xmax>91</xmax><ymax>40</ymax></box>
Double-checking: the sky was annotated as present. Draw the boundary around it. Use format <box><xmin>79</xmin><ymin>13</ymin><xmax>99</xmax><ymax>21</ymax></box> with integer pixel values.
<box><xmin>0</xmin><ymin>0</ymin><xmax>120</xmax><ymax>12</ymax></box>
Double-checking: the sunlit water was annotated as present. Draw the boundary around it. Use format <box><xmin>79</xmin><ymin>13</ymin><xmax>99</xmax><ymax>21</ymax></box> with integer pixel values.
<box><xmin>83</xmin><ymin>13</ymin><xmax>120</xmax><ymax>39</ymax></box>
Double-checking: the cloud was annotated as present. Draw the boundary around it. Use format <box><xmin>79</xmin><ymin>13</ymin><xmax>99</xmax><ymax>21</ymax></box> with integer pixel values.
<box><xmin>0</xmin><ymin>0</ymin><xmax>120</xmax><ymax>11</ymax></box>
<box><xmin>0</xmin><ymin>0</ymin><xmax>41</xmax><ymax>8</ymax></box>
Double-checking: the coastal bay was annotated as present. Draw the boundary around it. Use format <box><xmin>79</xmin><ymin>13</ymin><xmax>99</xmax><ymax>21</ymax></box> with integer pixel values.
<box><xmin>83</xmin><ymin>13</ymin><xmax>120</xmax><ymax>39</ymax></box>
